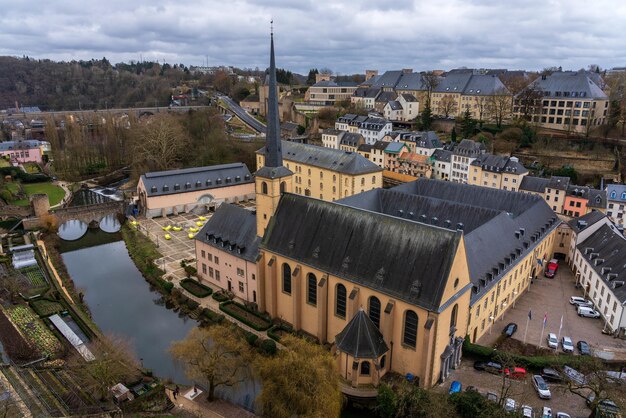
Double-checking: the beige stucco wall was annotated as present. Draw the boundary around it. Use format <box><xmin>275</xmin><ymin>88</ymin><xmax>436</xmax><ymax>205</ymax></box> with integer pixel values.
<box><xmin>195</xmin><ymin>240</ymin><xmax>259</xmax><ymax>303</ymax></box>
<box><xmin>468</xmin><ymin>167</ymin><xmax>527</xmax><ymax>192</ymax></box>
<box><xmin>138</xmin><ymin>178</ymin><xmax>255</xmax><ymax>218</ymax></box>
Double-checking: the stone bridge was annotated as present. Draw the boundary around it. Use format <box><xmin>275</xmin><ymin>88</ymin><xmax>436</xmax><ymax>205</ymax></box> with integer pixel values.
<box><xmin>0</xmin><ymin>204</ymin><xmax>34</xmax><ymax>220</ymax></box>
<box><xmin>52</xmin><ymin>200</ymin><xmax>126</xmax><ymax>227</ymax></box>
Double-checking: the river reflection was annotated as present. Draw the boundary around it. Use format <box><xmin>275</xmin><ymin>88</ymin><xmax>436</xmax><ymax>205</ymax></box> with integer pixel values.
<box><xmin>60</xmin><ymin>231</ymin><xmax>259</xmax><ymax>411</ymax></box>
<box><xmin>57</xmin><ymin>220</ymin><xmax>88</xmax><ymax>241</ymax></box>
<box><xmin>99</xmin><ymin>214</ymin><xmax>121</xmax><ymax>233</ymax></box>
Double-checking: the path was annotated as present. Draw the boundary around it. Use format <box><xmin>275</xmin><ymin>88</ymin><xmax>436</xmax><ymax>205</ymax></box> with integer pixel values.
<box><xmin>50</xmin><ymin>181</ymin><xmax>71</xmax><ymax>209</ymax></box>
<box><xmin>0</xmin><ymin>370</ymin><xmax>33</xmax><ymax>418</ymax></box>
<box><xmin>36</xmin><ymin>239</ymin><xmax>75</xmax><ymax>304</ymax></box>
<box><xmin>165</xmin><ymin>387</ymin><xmax>256</xmax><ymax>418</ymax></box>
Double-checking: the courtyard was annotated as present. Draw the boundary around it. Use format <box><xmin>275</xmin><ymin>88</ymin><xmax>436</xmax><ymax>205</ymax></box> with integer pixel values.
<box><xmin>478</xmin><ymin>262</ymin><xmax>626</xmax><ymax>360</ymax></box>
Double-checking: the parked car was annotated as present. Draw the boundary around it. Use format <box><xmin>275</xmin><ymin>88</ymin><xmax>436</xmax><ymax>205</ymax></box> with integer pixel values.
<box><xmin>532</xmin><ymin>375</ymin><xmax>551</xmax><ymax>399</ymax></box>
<box><xmin>541</xmin><ymin>367</ymin><xmax>563</xmax><ymax>383</ymax></box>
<box><xmin>542</xmin><ymin>406</ymin><xmax>553</xmax><ymax>418</ymax></box>
<box><xmin>521</xmin><ymin>404</ymin><xmax>534</xmax><ymax>418</ymax></box>
<box><xmin>577</xmin><ymin>306</ymin><xmax>601</xmax><ymax>318</ymax></box>
<box><xmin>504</xmin><ymin>367</ymin><xmax>527</xmax><ymax>379</ymax></box>
<box><xmin>586</xmin><ymin>393</ymin><xmax>620</xmax><ymax>411</ymax></box>
<box><xmin>449</xmin><ymin>380</ymin><xmax>462</xmax><ymax>394</ymax></box>
<box><xmin>547</xmin><ymin>332</ymin><xmax>559</xmax><ymax>349</ymax></box>
<box><xmin>486</xmin><ymin>391</ymin><xmax>498</xmax><ymax>403</ymax></box>
<box><xmin>505</xmin><ymin>398</ymin><xmax>517</xmax><ymax>412</ymax></box>
<box><xmin>503</xmin><ymin>322</ymin><xmax>518</xmax><ymax>337</ymax></box>
<box><xmin>555</xmin><ymin>413</ymin><xmax>571</xmax><ymax>418</ymax></box>
<box><xmin>569</xmin><ymin>296</ymin><xmax>592</xmax><ymax>307</ymax></box>
<box><xmin>561</xmin><ymin>336</ymin><xmax>574</xmax><ymax>353</ymax></box>
<box><xmin>544</xmin><ymin>259</ymin><xmax>559</xmax><ymax>278</ymax></box>
<box><xmin>563</xmin><ymin>365</ymin><xmax>586</xmax><ymax>385</ymax></box>
<box><xmin>577</xmin><ymin>340</ymin><xmax>591</xmax><ymax>355</ymax></box>
<box><xmin>473</xmin><ymin>361</ymin><xmax>502</xmax><ymax>374</ymax></box>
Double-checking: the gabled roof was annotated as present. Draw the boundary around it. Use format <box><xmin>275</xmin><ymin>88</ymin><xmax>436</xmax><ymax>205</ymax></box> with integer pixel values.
<box><xmin>435</xmin><ymin>72</ymin><xmax>472</xmax><ymax>94</ymax></box>
<box><xmin>257</xmin><ymin>141</ymin><xmax>382</xmax><ymax>175</ymax></box>
<box><xmin>548</xmin><ymin>176</ymin><xmax>570</xmax><ymax>191</ymax></box>
<box><xmin>395</xmin><ymin>72</ymin><xmax>428</xmax><ymax>91</ymax></box>
<box><xmin>520</xmin><ymin>176</ymin><xmax>549</xmax><ymax>193</ymax></box>
<box><xmin>365</xmin><ymin>88</ymin><xmax>382</xmax><ymax>99</ymax></box>
<box><xmin>195</xmin><ymin>204</ymin><xmax>260</xmax><ymax>262</ymax></box>
<box><xmin>371</xmin><ymin>70</ymin><xmax>403</xmax><ymax>89</ymax></box>
<box><xmin>400</xmin><ymin>93</ymin><xmax>418</xmax><ymax>102</ymax></box>
<box><xmin>577</xmin><ymin>224</ymin><xmax>626</xmax><ymax>303</ymax></box>
<box><xmin>340</xmin><ymin>133</ymin><xmax>363</xmax><ymax>148</ymax></box>
<box><xmin>386</xmin><ymin>100</ymin><xmax>402</xmax><ymax>111</ymax></box>
<box><xmin>140</xmin><ymin>163</ymin><xmax>253</xmax><ymax>197</ymax></box>
<box><xmin>372</xmin><ymin>141</ymin><xmax>389</xmax><ymax>151</ymax></box>
<box><xmin>453</xmin><ymin>139</ymin><xmax>486</xmax><ymax>157</ymax></box>
<box><xmin>567</xmin><ymin>210</ymin><xmax>607</xmax><ymax>234</ymax></box>
<box><xmin>261</xmin><ymin>193</ymin><xmax>463</xmax><ymax>311</ymax></box>
<box><xmin>357</xmin><ymin>144</ymin><xmax>373</xmax><ymax>153</ymax></box>
<box><xmin>322</xmin><ymin>128</ymin><xmax>343</xmax><ymax>135</ymax></box>
<box><xmin>432</xmin><ymin>149</ymin><xmax>452</xmax><ymax>163</ymax></box>
<box><xmin>398</xmin><ymin>152</ymin><xmax>429</xmax><ymax>164</ymax></box>
<box><xmin>0</xmin><ymin>140</ymin><xmax>47</xmax><ymax>151</ymax></box>
<box><xmin>587</xmin><ymin>188</ymin><xmax>607</xmax><ymax>208</ymax></box>
<box><xmin>376</xmin><ymin>91</ymin><xmax>397</xmax><ymax>103</ymax></box>
<box><xmin>607</xmin><ymin>184</ymin><xmax>626</xmax><ymax>203</ymax></box>
<box><xmin>463</xmin><ymin>74</ymin><xmax>509</xmax><ymax>96</ymax></box>
<box><xmin>335</xmin><ymin>309</ymin><xmax>389</xmax><ymax>359</ymax></box>
<box><xmin>470</xmin><ymin>154</ymin><xmax>528</xmax><ymax>175</ymax></box>
<box><xmin>384</xmin><ymin>142</ymin><xmax>408</xmax><ymax>154</ymax></box>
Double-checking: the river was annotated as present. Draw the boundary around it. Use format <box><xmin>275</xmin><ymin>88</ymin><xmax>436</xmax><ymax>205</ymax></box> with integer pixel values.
<box><xmin>59</xmin><ymin>228</ymin><xmax>259</xmax><ymax>411</ymax></box>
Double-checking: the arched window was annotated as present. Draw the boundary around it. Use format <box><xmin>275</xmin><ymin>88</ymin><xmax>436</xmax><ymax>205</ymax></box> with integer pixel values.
<box><xmin>280</xmin><ymin>181</ymin><xmax>286</xmax><ymax>194</ymax></box>
<box><xmin>282</xmin><ymin>263</ymin><xmax>292</xmax><ymax>295</ymax></box>
<box><xmin>320</xmin><ymin>171</ymin><xmax>323</xmax><ymax>179</ymax></box>
<box><xmin>380</xmin><ymin>355</ymin><xmax>386</xmax><ymax>369</ymax></box>
<box><xmin>403</xmin><ymin>310</ymin><xmax>418</xmax><ymax>347</ymax></box>
<box><xmin>450</xmin><ymin>304</ymin><xmax>458</xmax><ymax>329</ymax></box>
<box><xmin>610</xmin><ymin>191</ymin><xmax>616</xmax><ymax>199</ymax></box>
<box><xmin>368</xmin><ymin>296</ymin><xmax>381</xmax><ymax>329</ymax></box>
<box><xmin>333</xmin><ymin>175</ymin><xmax>336</xmax><ymax>183</ymax></box>
<box><xmin>360</xmin><ymin>361</ymin><xmax>370</xmax><ymax>375</ymax></box>
<box><xmin>361</xmin><ymin>177</ymin><xmax>365</xmax><ymax>186</ymax></box>
<box><xmin>261</xmin><ymin>181</ymin><xmax>268</xmax><ymax>194</ymax></box>
<box><xmin>307</xmin><ymin>273</ymin><xmax>317</xmax><ymax>306</ymax></box>
<box><xmin>335</xmin><ymin>284</ymin><xmax>346</xmax><ymax>318</ymax></box>
<box><xmin>372</xmin><ymin>175</ymin><xmax>376</xmax><ymax>184</ymax></box>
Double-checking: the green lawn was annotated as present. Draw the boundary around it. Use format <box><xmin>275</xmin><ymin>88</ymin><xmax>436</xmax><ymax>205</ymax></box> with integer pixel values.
<box><xmin>0</xmin><ymin>158</ymin><xmax>10</xmax><ymax>168</ymax></box>
<box><xmin>22</xmin><ymin>183</ymin><xmax>65</xmax><ymax>206</ymax></box>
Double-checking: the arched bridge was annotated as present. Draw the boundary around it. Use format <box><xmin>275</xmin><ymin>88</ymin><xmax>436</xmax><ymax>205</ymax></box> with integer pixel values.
<box><xmin>52</xmin><ymin>200</ymin><xmax>125</xmax><ymax>227</ymax></box>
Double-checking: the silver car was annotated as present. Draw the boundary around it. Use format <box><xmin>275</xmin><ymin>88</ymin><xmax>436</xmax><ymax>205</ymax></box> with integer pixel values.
<box><xmin>532</xmin><ymin>375</ymin><xmax>552</xmax><ymax>399</ymax></box>
<box><xmin>561</xmin><ymin>336</ymin><xmax>574</xmax><ymax>353</ymax></box>
<box><xmin>569</xmin><ymin>296</ymin><xmax>592</xmax><ymax>306</ymax></box>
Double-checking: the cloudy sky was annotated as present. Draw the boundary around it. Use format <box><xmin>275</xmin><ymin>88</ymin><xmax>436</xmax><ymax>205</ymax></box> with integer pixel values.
<box><xmin>1</xmin><ymin>0</ymin><xmax>625</xmax><ymax>74</ymax></box>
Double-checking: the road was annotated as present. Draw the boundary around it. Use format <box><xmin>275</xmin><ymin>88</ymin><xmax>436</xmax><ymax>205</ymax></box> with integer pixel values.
<box><xmin>217</xmin><ymin>95</ymin><xmax>266</xmax><ymax>134</ymax></box>
<box><xmin>0</xmin><ymin>105</ymin><xmax>211</xmax><ymax>121</ymax></box>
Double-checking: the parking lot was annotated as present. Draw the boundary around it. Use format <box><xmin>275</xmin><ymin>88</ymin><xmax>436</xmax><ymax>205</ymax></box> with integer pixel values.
<box><xmin>442</xmin><ymin>359</ymin><xmax>589</xmax><ymax>416</ymax></box>
<box><xmin>478</xmin><ymin>262</ymin><xmax>626</xmax><ymax>360</ymax></box>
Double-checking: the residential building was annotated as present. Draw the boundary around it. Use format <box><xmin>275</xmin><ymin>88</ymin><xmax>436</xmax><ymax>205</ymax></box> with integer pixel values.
<box><xmin>374</xmin><ymin>91</ymin><xmax>397</xmax><ymax>113</ymax></box>
<box><xmin>563</xmin><ymin>186</ymin><xmax>606</xmax><ymax>218</ymax></box>
<box><xmin>519</xmin><ymin>176</ymin><xmax>570</xmax><ymax>214</ymax></box>
<box><xmin>335</xmin><ymin>114</ymin><xmax>392</xmax><ymax>145</ymax></box>
<box><xmin>468</xmin><ymin>155</ymin><xmax>528</xmax><ymax>191</ymax></box>
<box><xmin>430</xmin><ymin>149</ymin><xmax>453</xmax><ymax>180</ymax></box>
<box><xmin>240</xmin><ymin>94</ymin><xmax>260</xmax><ymax>114</ymax></box>
<box><xmin>450</xmin><ymin>139</ymin><xmax>486</xmax><ymax>183</ymax></box>
<box><xmin>0</xmin><ymin>140</ymin><xmax>50</xmax><ymax>164</ymax></box>
<box><xmin>383</xmin><ymin>142</ymin><xmax>411</xmax><ymax>170</ymax></box>
<box><xmin>257</xmin><ymin>179</ymin><xmax>559</xmax><ymax>389</ymax></box>
<box><xmin>195</xmin><ymin>204</ymin><xmax>260</xmax><ymax>303</ymax></box>
<box><xmin>513</xmin><ymin>71</ymin><xmax>609</xmax><ymax>133</ymax></box>
<box><xmin>383</xmin><ymin>94</ymin><xmax>420</xmax><ymax>122</ymax></box>
<box><xmin>136</xmin><ymin>163</ymin><xmax>255</xmax><ymax>218</ymax></box>
<box><xmin>392</xmin><ymin>152</ymin><xmax>433</xmax><ymax>179</ymax></box>
<box><xmin>280</xmin><ymin>122</ymin><xmax>300</xmax><ymax>139</ymax></box>
<box><xmin>339</xmin><ymin>133</ymin><xmax>364</xmax><ymax>152</ymax></box>
<box><xmin>305</xmin><ymin>79</ymin><xmax>359</xmax><ymax>105</ymax></box>
<box><xmin>321</xmin><ymin>128</ymin><xmax>344</xmax><ymax>149</ymax></box>
<box><xmin>386</xmin><ymin>131</ymin><xmax>443</xmax><ymax>155</ymax></box>
<box><xmin>571</xmin><ymin>220</ymin><xmax>626</xmax><ymax>337</ymax></box>
<box><xmin>256</xmin><ymin>141</ymin><xmax>383</xmax><ymax>202</ymax></box>
<box><xmin>357</xmin><ymin>141</ymin><xmax>388</xmax><ymax>168</ymax></box>
<box><xmin>606</xmin><ymin>184</ymin><xmax>626</xmax><ymax>228</ymax></box>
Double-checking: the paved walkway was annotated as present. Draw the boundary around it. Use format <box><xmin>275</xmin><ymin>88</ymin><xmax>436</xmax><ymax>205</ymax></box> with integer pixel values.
<box><xmin>50</xmin><ymin>181</ymin><xmax>72</xmax><ymax>209</ymax></box>
<box><xmin>36</xmin><ymin>239</ymin><xmax>75</xmax><ymax>304</ymax></box>
<box><xmin>166</xmin><ymin>387</ymin><xmax>257</xmax><ymax>418</ymax></box>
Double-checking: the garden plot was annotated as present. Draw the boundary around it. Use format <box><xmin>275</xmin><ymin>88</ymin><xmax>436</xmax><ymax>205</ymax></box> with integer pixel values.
<box><xmin>5</xmin><ymin>305</ymin><xmax>63</xmax><ymax>358</ymax></box>
<box><xmin>18</xmin><ymin>265</ymin><xmax>48</xmax><ymax>288</ymax></box>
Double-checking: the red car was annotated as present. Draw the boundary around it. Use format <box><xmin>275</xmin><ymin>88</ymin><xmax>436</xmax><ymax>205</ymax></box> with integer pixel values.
<box><xmin>503</xmin><ymin>367</ymin><xmax>527</xmax><ymax>379</ymax></box>
<box><xmin>544</xmin><ymin>259</ymin><xmax>559</xmax><ymax>278</ymax></box>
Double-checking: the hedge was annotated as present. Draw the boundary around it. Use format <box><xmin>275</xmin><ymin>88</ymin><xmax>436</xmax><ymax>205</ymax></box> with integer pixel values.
<box><xmin>0</xmin><ymin>167</ymin><xmax>49</xmax><ymax>183</ymax></box>
<box><xmin>180</xmin><ymin>279</ymin><xmax>212</xmax><ymax>298</ymax></box>
<box><xmin>462</xmin><ymin>336</ymin><xmax>593</xmax><ymax>371</ymax></box>
<box><xmin>212</xmin><ymin>291</ymin><xmax>230</xmax><ymax>302</ymax></box>
<box><xmin>259</xmin><ymin>339</ymin><xmax>277</xmax><ymax>356</ymax></box>
<box><xmin>267</xmin><ymin>324</ymin><xmax>293</xmax><ymax>342</ymax></box>
<box><xmin>219</xmin><ymin>301</ymin><xmax>272</xmax><ymax>332</ymax></box>
<box><xmin>200</xmin><ymin>308</ymin><xmax>225</xmax><ymax>325</ymax></box>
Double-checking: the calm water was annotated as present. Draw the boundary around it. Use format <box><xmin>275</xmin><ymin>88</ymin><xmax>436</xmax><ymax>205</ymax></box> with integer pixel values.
<box><xmin>60</xmin><ymin>230</ymin><xmax>259</xmax><ymax>410</ymax></box>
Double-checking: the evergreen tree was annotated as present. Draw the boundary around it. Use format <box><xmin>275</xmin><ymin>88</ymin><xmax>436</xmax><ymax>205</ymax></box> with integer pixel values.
<box><xmin>421</xmin><ymin>103</ymin><xmax>433</xmax><ymax>131</ymax></box>
<box><xmin>450</xmin><ymin>127</ymin><xmax>457</xmax><ymax>143</ymax></box>
<box><xmin>460</xmin><ymin>109</ymin><xmax>476</xmax><ymax>138</ymax></box>
<box><xmin>306</xmin><ymin>68</ymin><xmax>319</xmax><ymax>85</ymax></box>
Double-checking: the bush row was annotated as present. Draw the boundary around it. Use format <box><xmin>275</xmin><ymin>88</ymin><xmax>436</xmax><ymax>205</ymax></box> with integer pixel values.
<box><xmin>267</xmin><ymin>324</ymin><xmax>293</xmax><ymax>342</ymax></box>
<box><xmin>219</xmin><ymin>301</ymin><xmax>272</xmax><ymax>332</ymax></box>
<box><xmin>200</xmin><ymin>308</ymin><xmax>225</xmax><ymax>325</ymax></box>
<box><xmin>0</xmin><ymin>167</ymin><xmax>49</xmax><ymax>183</ymax></box>
<box><xmin>180</xmin><ymin>278</ymin><xmax>212</xmax><ymax>298</ymax></box>
<box><xmin>212</xmin><ymin>290</ymin><xmax>231</xmax><ymax>302</ymax></box>
<box><xmin>242</xmin><ymin>330</ymin><xmax>277</xmax><ymax>356</ymax></box>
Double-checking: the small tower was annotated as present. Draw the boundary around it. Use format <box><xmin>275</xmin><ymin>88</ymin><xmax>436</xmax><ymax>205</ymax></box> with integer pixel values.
<box><xmin>255</xmin><ymin>26</ymin><xmax>293</xmax><ymax>237</ymax></box>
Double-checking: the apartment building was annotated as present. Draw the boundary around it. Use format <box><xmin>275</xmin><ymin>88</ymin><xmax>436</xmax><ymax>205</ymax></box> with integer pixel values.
<box><xmin>513</xmin><ymin>71</ymin><xmax>609</xmax><ymax>133</ymax></box>
<box><xmin>563</xmin><ymin>186</ymin><xmax>606</xmax><ymax>218</ymax></box>
<box><xmin>383</xmin><ymin>94</ymin><xmax>419</xmax><ymax>122</ymax></box>
<box><xmin>305</xmin><ymin>79</ymin><xmax>359</xmax><ymax>105</ymax></box>
<box><xmin>392</xmin><ymin>152</ymin><xmax>433</xmax><ymax>178</ymax></box>
<box><xmin>386</xmin><ymin>131</ymin><xmax>443</xmax><ymax>156</ymax></box>
<box><xmin>321</xmin><ymin>129</ymin><xmax>364</xmax><ymax>152</ymax></box>
<box><xmin>357</xmin><ymin>141</ymin><xmax>388</xmax><ymax>168</ymax></box>
<box><xmin>450</xmin><ymin>139</ymin><xmax>486</xmax><ymax>183</ymax></box>
<box><xmin>335</xmin><ymin>114</ymin><xmax>392</xmax><ymax>145</ymax></box>
<box><xmin>468</xmin><ymin>155</ymin><xmax>528</xmax><ymax>191</ymax></box>
<box><xmin>430</xmin><ymin>149</ymin><xmax>453</xmax><ymax>180</ymax></box>
<box><xmin>606</xmin><ymin>184</ymin><xmax>626</xmax><ymax>229</ymax></box>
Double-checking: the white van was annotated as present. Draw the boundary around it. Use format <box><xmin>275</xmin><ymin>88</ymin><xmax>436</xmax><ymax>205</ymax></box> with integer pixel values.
<box><xmin>577</xmin><ymin>306</ymin><xmax>601</xmax><ymax>318</ymax></box>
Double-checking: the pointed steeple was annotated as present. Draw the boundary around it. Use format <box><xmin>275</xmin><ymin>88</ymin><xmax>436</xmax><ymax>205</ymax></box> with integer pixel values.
<box><xmin>264</xmin><ymin>27</ymin><xmax>282</xmax><ymax>168</ymax></box>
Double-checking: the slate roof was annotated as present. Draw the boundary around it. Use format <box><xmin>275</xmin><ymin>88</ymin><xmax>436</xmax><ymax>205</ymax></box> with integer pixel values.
<box><xmin>470</xmin><ymin>154</ymin><xmax>528</xmax><ymax>175</ymax></box>
<box><xmin>453</xmin><ymin>139</ymin><xmax>486</xmax><ymax>157</ymax></box>
<box><xmin>567</xmin><ymin>210</ymin><xmax>607</xmax><ymax>234</ymax></box>
<box><xmin>387</xmin><ymin>180</ymin><xmax>559</xmax><ymax>303</ymax></box>
<box><xmin>357</xmin><ymin>144</ymin><xmax>373</xmax><ymax>153</ymax></box>
<box><xmin>335</xmin><ymin>309</ymin><xmax>389</xmax><ymax>359</ymax></box>
<box><xmin>322</xmin><ymin>128</ymin><xmax>343</xmax><ymax>136</ymax></box>
<box><xmin>365</xmin><ymin>88</ymin><xmax>382</xmax><ymax>99</ymax></box>
<box><xmin>395</xmin><ymin>72</ymin><xmax>429</xmax><ymax>91</ymax></box>
<box><xmin>386</xmin><ymin>100</ymin><xmax>403</xmax><ymax>111</ymax></box>
<box><xmin>435</xmin><ymin>72</ymin><xmax>472</xmax><ymax>94</ymax></box>
<box><xmin>401</xmin><ymin>93</ymin><xmax>418</xmax><ymax>102</ymax></box>
<box><xmin>257</xmin><ymin>141</ymin><xmax>382</xmax><ymax>175</ymax></box>
<box><xmin>359</xmin><ymin>118</ymin><xmax>391</xmax><ymax>132</ymax></box>
<box><xmin>371</xmin><ymin>70</ymin><xmax>403</xmax><ymax>89</ymax></box>
<box><xmin>525</xmin><ymin>71</ymin><xmax>608</xmax><ymax>100</ymax></box>
<box><xmin>463</xmin><ymin>74</ymin><xmax>509</xmax><ymax>96</ymax></box>
<box><xmin>566</xmin><ymin>185</ymin><xmax>607</xmax><ymax>208</ymax></box>
<box><xmin>547</xmin><ymin>176</ymin><xmax>571</xmax><ymax>191</ymax></box>
<box><xmin>353</xmin><ymin>87</ymin><xmax>369</xmax><ymax>98</ymax></box>
<box><xmin>195</xmin><ymin>204</ymin><xmax>260</xmax><ymax>263</ymax></box>
<box><xmin>376</xmin><ymin>91</ymin><xmax>397</xmax><ymax>103</ymax></box>
<box><xmin>432</xmin><ymin>149</ymin><xmax>452</xmax><ymax>163</ymax></box>
<box><xmin>281</xmin><ymin>122</ymin><xmax>299</xmax><ymax>132</ymax></box>
<box><xmin>340</xmin><ymin>133</ymin><xmax>363</xmax><ymax>148</ymax></box>
<box><xmin>372</xmin><ymin>141</ymin><xmax>389</xmax><ymax>151</ymax></box>
<box><xmin>312</xmin><ymin>80</ymin><xmax>359</xmax><ymax>88</ymax></box>
<box><xmin>337</xmin><ymin>114</ymin><xmax>359</xmax><ymax>124</ymax></box>
<box><xmin>384</xmin><ymin>142</ymin><xmax>408</xmax><ymax>154</ymax></box>
<box><xmin>261</xmin><ymin>193</ymin><xmax>463</xmax><ymax>311</ymax></box>
<box><xmin>607</xmin><ymin>184</ymin><xmax>626</xmax><ymax>203</ymax></box>
<box><xmin>519</xmin><ymin>176</ymin><xmax>548</xmax><ymax>193</ymax></box>
<box><xmin>577</xmin><ymin>224</ymin><xmax>626</xmax><ymax>303</ymax></box>
<box><xmin>140</xmin><ymin>163</ymin><xmax>253</xmax><ymax>197</ymax></box>
<box><xmin>0</xmin><ymin>140</ymin><xmax>46</xmax><ymax>151</ymax></box>
<box><xmin>396</xmin><ymin>131</ymin><xmax>442</xmax><ymax>149</ymax></box>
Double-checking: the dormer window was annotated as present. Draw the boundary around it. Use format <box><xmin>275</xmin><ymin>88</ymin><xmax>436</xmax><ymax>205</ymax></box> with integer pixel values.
<box><xmin>185</xmin><ymin>182</ymin><xmax>191</xmax><ymax>189</ymax></box>
<box><xmin>611</xmin><ymin>191</ymin><xmax>617</xmax><ymax>199</ymax></box>
<box><xmin>163</xmin><ymin>185</ymin><xmax>169</xmax><ymax>192</ymax></box>
<box><xmin>196</xmin><ymin>180</ymin><xmax>202</xmax><ymax>188</ymax></box>
<box><xmin>174</xmin><ymin>183</ymin><xmax>180</xmax><ymax>191</ymax></box>
<box><xmin>216</xmin><ymin>178</ymin><xmax>222</xmax><ymax>185</ymax></box>
<box><xmin>206</xmin><ymin>179</ymin><xmax>212</xmax><ymax>186</ymax></box>
<box><xmin>151</xmin><ymin>186</ymin><xmax>157</xmax><ymax>193</ymax></box>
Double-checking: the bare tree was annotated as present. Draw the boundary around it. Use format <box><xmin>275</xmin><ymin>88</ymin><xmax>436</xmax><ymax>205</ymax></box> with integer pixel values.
<box><xmin>131</xmin><ymin>113</ymin><xmax>190</xmax><ymax>171</ymax></box>
<box><xmin>515</xmin><ymin>83</ymin><xmax>544</xmax><ymax>123</ymax></box>
<box><xmin>438</xmin><ymin>95</ymin><xmax>458</xmax><ymax>118</ymax></box>
<box><xmin>473</xmin><ymin>95</ymin><xmax>491</xmax><ymax>123</ymax></box>
<box><xmin>488</xmin><ymin>88</ymin><xmax>513</xmax><ymax>128</ymax></box>
<box><xmin>170</xmin><ymin>325</ymin><xmax>250</xmax><ymax>402</ymax></box>
<box><xmin>423</xmin><ymin>71</ymin><xmax>440</xmax><ymax>106</ymax></box>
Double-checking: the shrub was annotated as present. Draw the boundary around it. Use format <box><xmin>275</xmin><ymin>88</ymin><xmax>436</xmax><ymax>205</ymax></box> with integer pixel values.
<box><xmin>219</xmin><ymin>301</ymin><xmax>272</xmax><ymax>331</ymax></box>
<box><xmin>245</xmin><ymin>332</ymin><xmax>259</xmax><ymax>347</ymax></box>
<box><xmin>161</xmin><ymin>280</ymin><xmax>174</xmax><ymax>294</ymax></box>
<box><xmin>180</xmin><ymin>278</ymin><xmax>212</xmax><ymax>298</ymax></box>
<box><xmin>200</xmin><ymin>308</ymin><xmax>225</xmax><ymax>324</ymax></box>
<box><xmin>259</xmin><ymin>339</ymin><xmax>277</xmax><ymax>356</ymax></box>
<box><xmin>186</xmin><ymin>299</ymin><xmax>200</xmax><ymax>311</ymax></box>
<box><xmin>212</xmin><ymin>290</ymin><xmax>230</xmax><ymax>302</ymax></box>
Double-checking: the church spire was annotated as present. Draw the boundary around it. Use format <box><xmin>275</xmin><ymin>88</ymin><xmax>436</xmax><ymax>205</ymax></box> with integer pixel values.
<box><xmin>264</xmin><ymin>24</ymin><xmax>282</xmax><ymax>168</ymax></box>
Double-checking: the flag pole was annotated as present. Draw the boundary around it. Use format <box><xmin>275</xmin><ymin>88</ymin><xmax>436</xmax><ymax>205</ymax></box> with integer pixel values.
<box><xmin>556</xmin><ymin>315</ymin><xmax>563</xmax><ymax>352</ymax></box>
<box><xmin>524</xmin><ymin>310</ymin><xmax>531</xmax><ymax>344</ymax></box>
<box><xmin>538</xmin><ymin>313</ymin><xmax>546</xmax><ymax>348</ymax></box>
